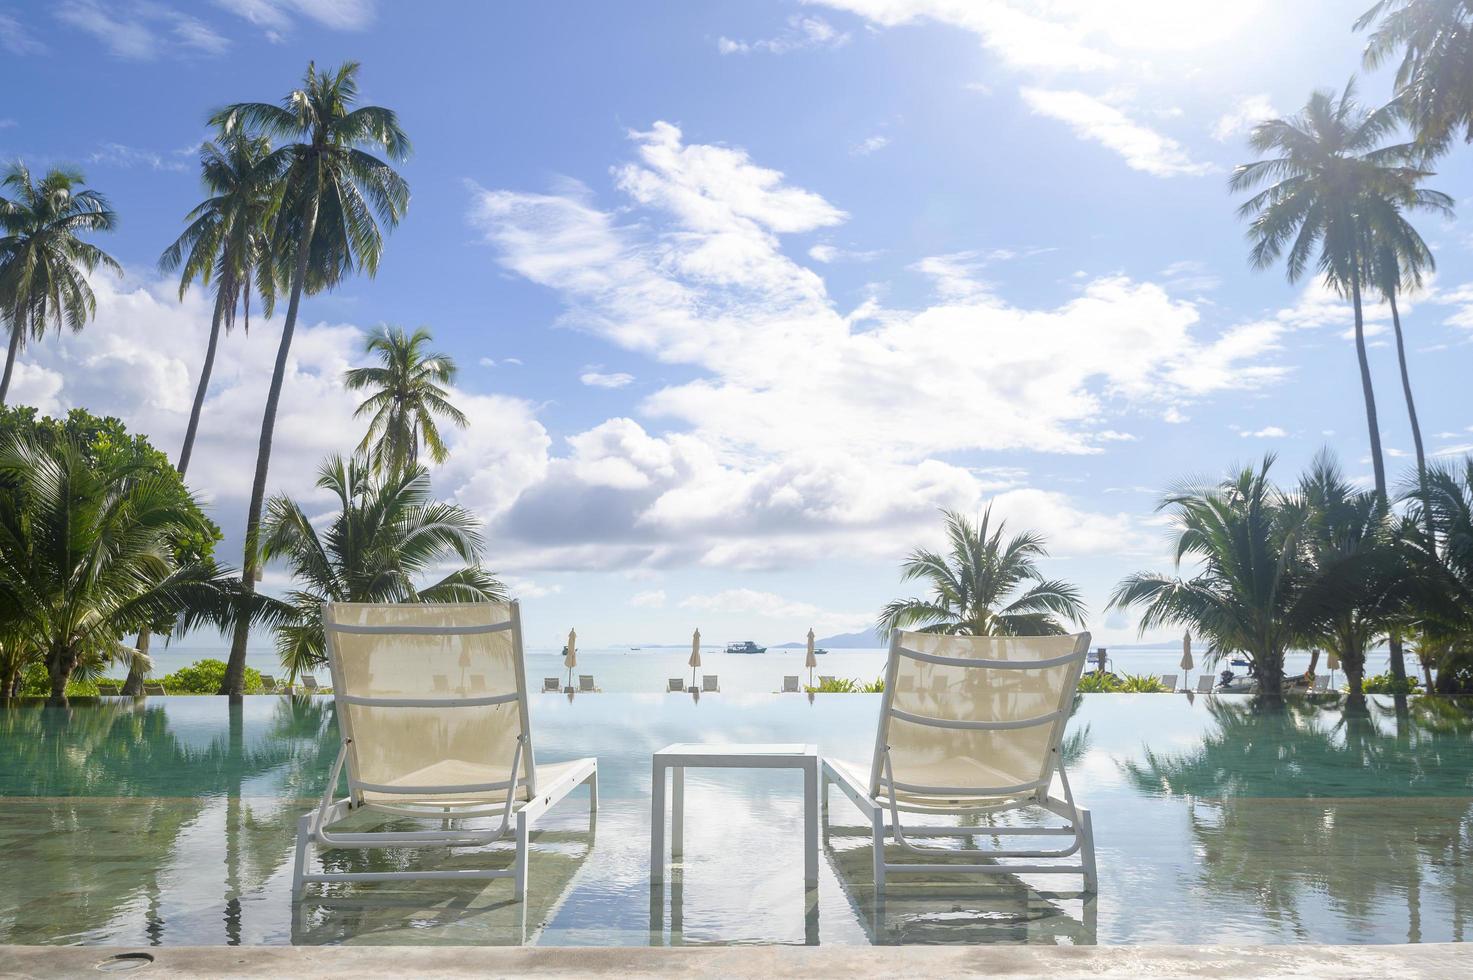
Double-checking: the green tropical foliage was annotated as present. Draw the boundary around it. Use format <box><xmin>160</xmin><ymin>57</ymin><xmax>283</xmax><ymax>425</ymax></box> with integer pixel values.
<box><xmin>1358</xmin><ymin>0</ymin><xmax>1473</xmax><ymax>154</ymax></box>
<box><xmin>343</xmin><ymin>324</ymin><xmax>467</xmax><ymax>475</ymax></box>
<box><xmin>0</xmin><ymin>163</ymin><xmax>121</xmax><ymax>405</ymax></box>
<box><xmin>1402</xmin><ymin>458</ymin><xmax>1473</xmax><ymax>691</ymax></box>
<box><xmin>211</xmin><ymin>61</ymin><xmax>411</xmax><ymax>699</ymax></box>
<box><xmin>257</xmin><ymin>455</ymin><xmax>503</xmax><ymax>682</ymax></box>
<box><xmin>1110</xmin><ymin>457</ymin><xmax>1318</xmax><ymax>697</ymax></box>
<box><xmin>1076</xmin><ymin>672</ymin><xmax>1171</xmax><ymax>693</ymax></box>
<box><xmin>159</xmin><ymin>658</ymin><xmax>266</xmax><ymax>695</ymax></box>
<box><xmin>159</xmin><ymin>133</ymin><xmax>283</xmax><ymax>477</ymax></box>
<box><xmin>0</xmin><ymin>418</ymin><xmax>237</xmax><ymax>703</ymax></box>
<box><xmin>878</xmin><ymin>507</ymin><xmax>1086</xmax><ymax>638</ymax></box>
<box><xmin>1362</xmin><ymin>671</ymin><xmax>1423</xmax><ymax>694</ymax></box>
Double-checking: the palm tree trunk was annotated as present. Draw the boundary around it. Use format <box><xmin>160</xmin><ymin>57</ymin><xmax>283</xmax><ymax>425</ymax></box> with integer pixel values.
<box><xmin>0</xmin><ymin>322</ymin><xmax>23</xmax><ymax>406</ymax></box>
<box><xmin>177</xmin><ymin>292</ymin><xmax>228</xmax><ymax>479</ymax></box>
<box><xmin>47</xmin><ymin>648</ymin><xmax>72</xmax><ymax>707</ymax></box>
<box><xmin>221</xmin><ymin>195</ymin><xmax>321</xmax><ymax>701</ymax></box>
<box><xmin>1388</xmin><ymin>293</ymin><xmax>1437</xmax><ymax>691</ymax></box>
<box><xmin>122</xmin><ymin>628</ymin><xmax>151</xmax><ymax>696</ymax></box>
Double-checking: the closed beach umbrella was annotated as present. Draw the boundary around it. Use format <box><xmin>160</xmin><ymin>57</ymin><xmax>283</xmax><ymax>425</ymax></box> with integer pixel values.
<box><xmin>689</xmin><ymin>628</ymin><xmax>701</xmax><ymax>691</ymax></box>
<box><xmin>1179</xmin><ymin>631</ymin><xmax>1194</xmax><ymax>691</ymax></box>
<box><xmin>1327</xmin><ymin>648</ymin><xmax>1339</xmax><ymax>686</ymax></box>
<box><xmin>564</xmin><ymin>628</ymin><xmax>577</xmax><ymax>691</ymax></box>
<box><xmin>805</xmin><ymin>628</ymin><xmax>818</xmax><ymax>688</ymax></box>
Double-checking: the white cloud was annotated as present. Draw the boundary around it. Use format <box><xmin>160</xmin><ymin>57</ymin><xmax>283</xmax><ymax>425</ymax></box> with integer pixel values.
<box><xmin>214</xmin><ymin>0</ymin><xmax>375</xmax><ymax>33</ymax></box>
<box><xmin>55</xmin><ymin>1</ymin><xmax>228</xmax><ymax>59</ymax></box>
<box><xmin>680</xmin><ymin>588</ymin><xmax>870</xmax><ymax>634</ymax></box>
<box><xmin>88</xmin><ymin>142</ymin><xmax>191</xmax><ymax>173</ymax></box>
<box><xmin>502</xmin><ymin>575</ymin><xmax>561</xmax><ymax>600</ymax></box>
<box><xmin>718</xmin><ymin>14</ymin><xmax>849</xmax><ymax>55</ymax></box>
<box><xmin>1020</xmin><ymin>88</ymin><xmax>1213</xmax><ymax>177</ymax></box>
<box><xmin>808</xmin><ymin>243</ymin><xmax>882</xmax><ymax>263</ymax></box>
<box><xmin>1212</xmin><ymin>94</ymin><xmax>1277</xmax><ymax>142</ymax></box>
<box><xmin>852</xmin><ymin>134</ymin><xmax>890</xmax><ymax>155</ymax></box>
<box><xmin>630</xmin><ymin>589</ymin><xmax>668</xmax><ymax>608</ymax></box>
<box><xmin>580</xmin><ymin>369</ymin><xmax>635</xmax><ymax>389</ymax></box>
<box><xmin>0</xmin><ymin>11</ymin><xmax>46</xmax><ymax>54</ymax></box>
<box><xmin>1161</xmin><ymin>260</ymin><xmax>1221</xmax><ymax>293</ymax></box>
<box><xmin>1241</xmin><ymin>426</ymin><xmax>1287</xmax><ymax>438</ymax></box>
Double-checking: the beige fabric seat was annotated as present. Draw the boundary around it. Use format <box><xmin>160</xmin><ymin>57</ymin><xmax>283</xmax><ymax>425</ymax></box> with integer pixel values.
<box><xmin>822</xmin><ymin>630</ymin><xmax>1096</xmax><ymax>894</ymax></box>
<box><xmin>291</xmin><ymin>601</ymin><xmax>598</xmax><ymax>902</ymax></box>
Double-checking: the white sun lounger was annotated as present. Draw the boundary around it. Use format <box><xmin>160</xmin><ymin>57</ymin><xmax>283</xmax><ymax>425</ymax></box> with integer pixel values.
<box><xmin>1195</xmin><ymin>675</ymin><xmax>1215</xmax><ymax>693</ymax></box>
<box><xmin>1314</xmin><ymin>674</ymin><xmax>1332</xmax><ymax>692</ymax></box>
<box><xmin>292</xmin><ymin>601</ymin><xmax>598</xmax><ymax>902</ymax></box>
<box><xmin>702</xmin><ymin>675</ymin><xmax>719</xmax><ymax>693</ymax></box>
<box><xmin>667</xmin><ymin>677</ymin><xmax>684</xmax><ymax>693</ymax></box>
<box><xmin>822</xmin><ymin>630</ymin><xmax>1097</xmax><ymax>895</ymax></box>
<box><xmin>259</xmin><ymin>674</ymin><xmax>278</xmax><ymax>694</ymax></box>
<box><xmin>542</xmin><ymin>676</ymin><xmax>559</xmax><ymax>693</ymax></box>
<box><xmin>782</xmin><ymin>675</ymin><xmax>800</xmax><ymax>693</ymax></box>
<box><xmin>1159</xmin><ymin>673</ymin><xmax>1178</xmax><ymax>691</ymax></box>
<box><xmin>301</xmin><ymin>674</ymin><xmax>320</xmax><ymax>693</ymax></box>
<box><xmin>579</xmin><ymin>674</ymin><xmax>597</xmax><ymax>693</ymax></box>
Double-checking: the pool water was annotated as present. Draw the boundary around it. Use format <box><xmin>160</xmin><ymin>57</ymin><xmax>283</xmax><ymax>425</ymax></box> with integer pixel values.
<box><xmin>1</xmin><ymin>693</ymin><xmax>1471</xmax><ymax>947</ymax></box>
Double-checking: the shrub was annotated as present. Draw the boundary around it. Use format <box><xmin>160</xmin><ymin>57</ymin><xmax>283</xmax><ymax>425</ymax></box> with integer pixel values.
<box><xmin>161</xmin><ymin>659</ymin><xmax>263</xmax><ymax>695</ymax></box>
<box><xmin>1076</xmin><ymin>672</ymin><xmax>1170</xmax><ymax>693</ymax></box>
<box><xmin>1361</xmin><ymin>672</ymin><xmax>1421</xmax><ymax>696</ymax></box>
<box><xmin>807</xmin><ymin>676</ymin><xmax>859</xmax><ymax>693</ymax></box>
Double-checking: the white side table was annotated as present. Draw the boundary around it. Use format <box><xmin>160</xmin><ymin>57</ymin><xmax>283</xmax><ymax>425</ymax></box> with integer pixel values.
<box><xmin>650</xmin><ymin>742</ymin><xmax>819</xmax><ymax>886</ymax></box>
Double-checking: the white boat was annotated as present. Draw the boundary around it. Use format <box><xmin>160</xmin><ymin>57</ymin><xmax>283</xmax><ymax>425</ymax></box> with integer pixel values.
<box><xmin>725</xmin><ymin>640</ymin><xmax>767</xmax><ymax>654</ymax></box>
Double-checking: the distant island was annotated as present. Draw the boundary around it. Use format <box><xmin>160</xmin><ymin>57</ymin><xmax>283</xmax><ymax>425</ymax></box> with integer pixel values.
<box><xmin>773</xmin><ymin>628</ymin><xmax>884</xmax><ymax>649</ymax></box>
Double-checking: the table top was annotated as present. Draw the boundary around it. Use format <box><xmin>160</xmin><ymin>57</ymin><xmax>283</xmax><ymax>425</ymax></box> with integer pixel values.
<box><xmin>654</xmin><ymin>742</ymin><xmax>817</xmax><ymax>762</ymax></box>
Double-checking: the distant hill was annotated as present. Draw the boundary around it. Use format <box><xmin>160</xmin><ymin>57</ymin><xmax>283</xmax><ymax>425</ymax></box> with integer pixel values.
<box><xmin>775</xmin><ymin>628</ymin><xmax>885</xmax><ymax>649</ymax></box>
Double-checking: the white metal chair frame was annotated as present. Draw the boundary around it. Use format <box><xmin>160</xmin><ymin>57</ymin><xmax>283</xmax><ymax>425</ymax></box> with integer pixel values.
<box><xmin>822</xmin><ymin>631</ymin><xmax>1097</xmax><ymax>895</ymax></box>
<box><xmin>292</xmin><ymin>601</ymin><xmax>598</xmax><ymax>903</ymax></box>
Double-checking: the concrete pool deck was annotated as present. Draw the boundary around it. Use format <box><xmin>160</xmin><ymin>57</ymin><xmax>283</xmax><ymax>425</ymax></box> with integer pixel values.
<box><xmin>3</xmin><ymin>944</ymin><xmax>1471</xmax><ymax>978</ymax></box>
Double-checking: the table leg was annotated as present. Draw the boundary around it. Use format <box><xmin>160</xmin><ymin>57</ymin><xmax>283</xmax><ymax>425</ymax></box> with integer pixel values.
<box><xmin>672</xmin><ymin>766</ymin><xmax>685</xmax><ymax>858</ymax></box>
<box><xmin>803</xmin><ymin>759</ymin><xmax>818</xmax><ymax>886</ymax></box>
<box><xmin>650</xmin><ymin>759</ymin><xmax>665</xmax><ymax>883</ymax></box>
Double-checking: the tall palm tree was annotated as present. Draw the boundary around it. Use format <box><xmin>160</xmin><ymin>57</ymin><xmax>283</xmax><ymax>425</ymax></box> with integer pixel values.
<box><xmin>211</xmin><ymin>61</ymin><xmax>411</xmax><ymax>700</ymax></box>
<box><xmin>258</xmin><ymin>454</ymin><xmax>503</xmax><ymax>682</ymax></box>
<box><xmin>1358</xmin><ymin>1</ymin><xmax>1473</xmax><ymax>154</ymax></box>
<box><xmin>0</xmin><ymin>434</ymin><xmax>232</xmax><ymax>704</ymax></box>
<box><xmin>878</xmin><ymin>507</ymin><xmax>1085</xmax><ymax>637</ymax></box>
<box><xmin>1297</xmin><ymin>451</ymin><xmax>1406</xmax><ymax>700</ymax></box>
<box><xmin>159</xmin><ymin>133</ymin><xmax>283</xmax><ymax>478</ymax></box>
<box><xmin>1110</xmin><ymin>457</ymin><xmax>1317</xmax><ymax>697</ymax></box>
<box><xmin>343</xmin><ymin>324</ymin><xmax>467</xmax><ymax>475</ymax></box>
<box><xmin>0</xmin><ymin>164</ymin><xmax>120</xmax><ymax>404</ymax></box>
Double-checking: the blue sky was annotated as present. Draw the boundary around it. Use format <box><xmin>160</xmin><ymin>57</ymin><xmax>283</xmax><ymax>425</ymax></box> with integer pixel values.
<box><xmin>2</xmin><ymin>0</ymin><xmax>1472</xmax><ymax>651</ymax></box>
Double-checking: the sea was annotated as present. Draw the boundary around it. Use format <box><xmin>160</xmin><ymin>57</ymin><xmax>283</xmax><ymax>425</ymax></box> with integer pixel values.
<box><xmin>131</xmin><ymin>642</ymin><xmax>1412</xmax><ymax>692</ymax></box>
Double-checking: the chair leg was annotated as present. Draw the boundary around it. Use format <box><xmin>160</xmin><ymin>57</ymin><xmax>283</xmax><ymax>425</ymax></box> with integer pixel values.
<box><xmin>291</xmin><ymin>812</ymin><xmax>313</xmax><ymax>902</ymax></box>
<box><xmin>513</xmin><ymin>810</ymin><xmax>530</xmax><ymax>902</ymax></box>
<box><xmin>1078</xmin><ymin>806</ymin><xmax>1098</xmax><ymax>893</ymax></box>
<box><xmin>587</xmin><ymin>768</ymin><xmax>599</xmax><ymax>816</ymax></box>
<box><xmin>871</xmin><ymin>810</ymin><xmax>886</xmax><ymax>896</ymax></box>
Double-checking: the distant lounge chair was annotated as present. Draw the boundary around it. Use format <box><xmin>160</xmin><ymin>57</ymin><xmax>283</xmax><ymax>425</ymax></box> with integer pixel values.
<box><xmin>259</xmin><ymin>674</ymin><xmax>278</xmax><ymax>694</ymax></box>
<box><xmin>432</xmin><ymin>674</ymin><xmax>450</xmax><ymax>693</ymax></box>
<box><xmin>301</xmin><ymin>674</ymin><xmax>320</xmax><ymax>694</ymax></box>
<box><xmin>96</xmin><ymin>683</ymin><xmax>120</xmax><ymax>696</ymax></box>
<box><xmin>144</xmin><ymin>682</ymin><xmax>166</xmax><ymax>696</ymax></box>
<box><xmin>1314</xmin><ymin>675</ymin><xmax>1332</xmax><ymax>692</ymax></box>
<box><xmin>823</xmin><ymin>630</ymin><xmax>1097</xmax><ymax>895</ymax></box>
<box><xmin>782</xmin><ymin>675</ymin><xmax>800</xmax><ymax>693</ymax></box>
<box><xmin>543</xmin><ymin>677</ymin><xmax>560</xmax><ymax>693</ymax></box>
<box><xmin>1159</xmin><ymin>673</ymin><xmax>1178</xmax><ymax>691</ymax></box>
<box><xmin>292</xmin><ymin>601</ymin><xmax>598</xmax><ymax>902</ymax></box>
<box><xmin>579</xmin><ymin>674</ymin><xmax>597</xmax><ymax>693</ymax></box>
<box><xmin>895</xmin><ymin>675</ymin><xmax>914</xmax><ymax>693</ymax></box>
<box><xmin>667</xmin><ymin>677</ymin><xmax>684</xmax><ymax>693</ymax></box>
<box><xmin>702</xmin><ymin>675</ymin><xmax>719</xmax><ymax>693</ymax></box>
<box><xmin>469</xmin><ymin>674</ymin><xmax>488</xmax><ymax>693</ymax></box>
<box><xmin>1195</xmin><ymin>675</ymin><xmax>1215</xmax><ymax>694</ymax></box>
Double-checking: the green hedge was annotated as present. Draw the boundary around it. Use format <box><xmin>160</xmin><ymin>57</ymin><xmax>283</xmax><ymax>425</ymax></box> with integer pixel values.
<box><xmin>160</xmin><ymin>659</ymin><xmax>264</xmax><ymax>694</ymax></box>
<box><xmin>1361</xmin><ymin>672</ymin><xmax>1421</xmax><ymax>696</ymax></box>
<box><xmin>1077</xmin><ymin>672</ymin><xmax>1171</xmax><ymax>693</ymax></box>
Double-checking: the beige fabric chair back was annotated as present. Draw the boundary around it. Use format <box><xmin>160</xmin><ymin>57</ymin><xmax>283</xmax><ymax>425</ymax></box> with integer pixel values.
<box><xmin>870</xmin><ymin>630</ymin><xmax>1090</xmax><ymax>805</ymax></box>
<box><xmin>323</xmin><ymin>601</ymin><xmax>535</xmax><ymax>806</ymax></box>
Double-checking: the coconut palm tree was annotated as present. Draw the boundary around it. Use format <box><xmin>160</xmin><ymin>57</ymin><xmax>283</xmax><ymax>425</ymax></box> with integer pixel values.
<box><xmin>257</xmin><ymin>454</ymin><xmax>503</xmax><ymax>683</ymax></box>
<box><xmin>211</xmin><ymin>61</ymin><xmax>411</xmax><ymax>700</ymax></box>
<box><xmin>877</xmin><ymin>507</ymin><xmax>1085</xmax><ymax>638</ymax></box>
<box><xmin>159</xmin><ymin>133</ymin><xmax>283</xmax><ymax>478</ymax></box>
<box><xmin>1401</xmin><ymin>457</ymin><xmax>1473</xmax><ymax>692</ymax></box>
<box><xmin>1297</xmin><ymin>451</ymin><xmax>1407</xmax><ymax>700</ymax></box>
<box><xmin>0</xmin><ymin>434</ymin><xmax>234</xmax><ymax>704</ymax></box>
<box><xmin>0</xmin><ymin>163</ymin><xmax>120</xmax><ymax>405</ymax></box>
<box><xmin>343</xmin><ymin>325</ymin><xmax>467</xmax><ymax>476</ymax></box>
<box><xmin>1358</xmin><ymin>1</ymin><xmax>1473</xmax><ymax>154</ymax></box>
<box><xmin>1109</xmin><ymin>457</ymin><xmax>1317</xmax><ymax>697</ymax></box>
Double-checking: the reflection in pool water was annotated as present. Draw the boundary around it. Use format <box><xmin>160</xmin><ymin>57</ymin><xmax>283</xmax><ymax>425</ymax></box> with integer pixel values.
<box><xmin>1</xmin><ymin>693</ymin><xmax>1471</xmax><ymax>946</ymax></box>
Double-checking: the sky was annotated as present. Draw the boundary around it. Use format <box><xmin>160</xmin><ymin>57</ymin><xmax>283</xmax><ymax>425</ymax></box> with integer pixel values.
<box><xmin>2</xmin><ymin>0</ymin><xmax>1472</xmax><ymax>652</ymax></box>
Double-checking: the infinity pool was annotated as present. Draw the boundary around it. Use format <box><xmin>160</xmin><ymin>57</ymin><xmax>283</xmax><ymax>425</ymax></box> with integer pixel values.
<box><xmin>2</xmin><ymin>693</ymin><xmax>1471</xmax><ymax>947</ymax></box>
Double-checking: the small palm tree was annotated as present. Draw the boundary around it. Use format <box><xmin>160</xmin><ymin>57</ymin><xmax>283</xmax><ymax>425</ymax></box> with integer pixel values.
<box><xmin>0</xmin><ymin>434</ymin><xmax>231</xmax><ymax>704</ymax></box>
<box><xmin>258</xmin><ymin>455</ymin><xmax>504</xmax><ymax>683</ymax></box>
<box><xmin>1297</xmin><ymin>451</ymin><xmax>1406</xmax><ymax>700</ymax></box>
<box><xmin>878</xmin><ymin>508</ymin><xmax>1085</xmax><ymax>637</ymax></box>
<box><xmin>159</xmin><ymin>133</ymin><xmax>283</xmax><ymax>477</ymax></box>
<box><xmin>0</xmin><ymin>163</ymin><xmax>121</xmax><ymax>404</ymax></box>
<box><xmin>1358</xmin><ymin>0</ymin><xmax>1473</xmax><ymax>154</ymax></box>
<box><xmin>211</xmin><ymin>61</ymin><xmax>411</xmax><ymax>699</ymax></box>
<box><xmin>1401</xmin><ymin>457</ymin><xmax>1473</xmax><ymax>692</ymax></box>
<box><xmin>343</xmin><ymin>325</ymin><xmax>468</xmax><ymax>475</ymax></box>
<box><xmin>1110</xmin><ymin>457</ymin><xmax>1316</xmax><ymax>697</ymax></box>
